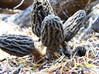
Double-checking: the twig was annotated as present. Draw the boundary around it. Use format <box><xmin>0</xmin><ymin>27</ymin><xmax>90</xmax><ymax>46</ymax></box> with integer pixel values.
<box><xmin>78</xmin><ymin>16</ymin><xmax>98</xmax><ymax>41</ymax></box>
<box><xmin>9</xmin><ymin>64</ymin><xmax>24</xmax><ymax>74</ymax></box>
<box><xmin>78</xmin><ymin>18</ymin><xmax>93</xmax><ymax>41</ymax></box>
<box><xmin>13</xmin><ymin>0</ymin><xmax>25</xmax><ymax>9</ymax></box>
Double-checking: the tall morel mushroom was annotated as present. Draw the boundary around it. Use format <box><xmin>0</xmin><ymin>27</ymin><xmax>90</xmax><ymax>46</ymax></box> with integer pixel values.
<box><xmin>31</xmin><ymin>0</ymin><xmax>53</xmax><ymax>37</ymax></box>
<box><xmin>40</xmin><ymin>14</ymin><xmax>64</xmax><ymax>58</ymax></box>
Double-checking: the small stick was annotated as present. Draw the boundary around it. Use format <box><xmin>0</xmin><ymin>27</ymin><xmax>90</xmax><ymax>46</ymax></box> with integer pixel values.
<box><xmin>78</xmin><ymin>16</ymin><xmax>98</xmax><ymax>41</ymax></box>
<box><xmin>13</xmin><ymin>0</ymin><xmax>25</xmax><ymax>9</ymax></box>
<box><xmin>9</xmin><ymin>64</ymin><xmax>24</xmax><ymax>74</ymax></box>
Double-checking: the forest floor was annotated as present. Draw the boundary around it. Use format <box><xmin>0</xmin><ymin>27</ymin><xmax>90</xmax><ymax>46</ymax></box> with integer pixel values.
<box><xmin>0</xmin><ymin>29</ymin><xmax>99</xmax><ymax>74</ymax></box>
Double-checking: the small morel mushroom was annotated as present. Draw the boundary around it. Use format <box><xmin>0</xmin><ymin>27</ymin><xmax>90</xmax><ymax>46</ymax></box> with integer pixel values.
<box><xmin>0</xmin><ymin>34</ymin><xmax>40</xmax><ymax>57</ymax></box>
<box><xmin>63</xmin><ymin>10</ymin><xmax>86</xmax><ymax>42</ymax></box>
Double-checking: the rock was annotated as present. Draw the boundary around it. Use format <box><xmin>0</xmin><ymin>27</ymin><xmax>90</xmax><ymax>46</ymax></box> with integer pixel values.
<box><xmin>50</xmin><ymin>0</ymin><xmax>95</xmax><ymax>20</ymax></box>
<box><xmin>92</xmin><ymin>17</ymin><xmax>99</xmax><ymax>32</ymax></box>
